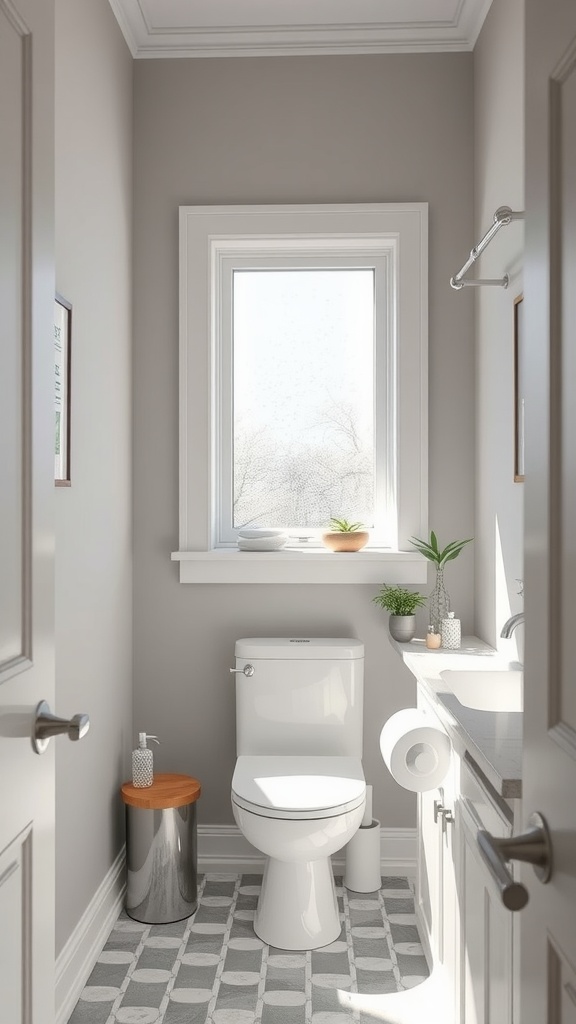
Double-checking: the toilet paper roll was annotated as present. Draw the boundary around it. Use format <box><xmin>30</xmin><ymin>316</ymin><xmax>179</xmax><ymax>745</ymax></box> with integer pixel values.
<box><xmin>379</xmin><ymin>708</ymin><xmax>451</xmax><ymax>792</ymax></box>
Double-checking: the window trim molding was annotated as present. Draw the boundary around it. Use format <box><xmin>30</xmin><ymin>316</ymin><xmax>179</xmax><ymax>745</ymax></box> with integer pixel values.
<box><xmin>216</xmin><ymin>246</ymin><xmax>393</xmax><ymax>547</ymax></box>
<box><xmin>175</xmin><ymin>203</ymin><xmax>428</xmax><ymax>584</ymax></box>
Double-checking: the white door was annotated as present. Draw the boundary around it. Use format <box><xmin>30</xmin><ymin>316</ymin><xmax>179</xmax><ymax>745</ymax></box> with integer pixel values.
<box><xmin>521</xmin><ymin>0</ymin><xmax>576</xmax><ymax>1019</ymax></box>
<box><xmin>0</xmin><ymin>0</ymin><xmax>56</xmax><ymax>1021</ymax></box>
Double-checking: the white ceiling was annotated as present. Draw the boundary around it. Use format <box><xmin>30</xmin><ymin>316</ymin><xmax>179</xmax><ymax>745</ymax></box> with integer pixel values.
<box><xmin>108</xmin><ymin>0</ymin><xmax>494</xmax><ymax>59</ymax></box>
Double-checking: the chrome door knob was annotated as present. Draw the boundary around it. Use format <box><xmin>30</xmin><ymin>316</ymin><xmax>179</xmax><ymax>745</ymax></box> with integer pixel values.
<box><xmin>477</xmin><ymin>812</ymin><xmax>552</xmax><ymax>911</ymax></box>
<box><xmin>32</xmin><ymin>700</ymin><xmax>90</xmax><ymax>754</ymax></box>
<box><xmin>229</xmin><ymin>664</ymin><xmax>255</xmax><ymax>677</ymax></box>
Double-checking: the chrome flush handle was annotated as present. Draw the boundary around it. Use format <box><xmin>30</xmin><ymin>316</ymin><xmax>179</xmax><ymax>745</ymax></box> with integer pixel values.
<box><xmin>32</xmin><ymin>700</ymin><xmax>90</xmax><ymax>754</ymax></box>
<box><xmin>229</xmin><ymin>664</ymin><xmax>255</xmax><ymax>677</ymax></box>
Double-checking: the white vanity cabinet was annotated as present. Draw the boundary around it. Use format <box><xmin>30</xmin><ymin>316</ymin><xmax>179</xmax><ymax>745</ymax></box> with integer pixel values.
<box><xmin>417</xmin><ymin>692</ymin><xmax>460</xmax><ymax>1021</ymax></box>
<box><xmin>418</xmin><ymin>779</ymin><xmax>460</xmax><ymax>1014</ymax></box>
<box><xmin>415</xmin><ymin>685</ymin><xmax>519</xmax><ymax>1024</ymax></box>
<box><xmin>458</xmin><ymin>758</ymin><xmax>517</xmax><ymax>1024</ymax></box>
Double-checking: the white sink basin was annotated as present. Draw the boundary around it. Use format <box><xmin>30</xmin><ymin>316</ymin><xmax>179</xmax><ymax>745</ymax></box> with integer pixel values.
<box><xmin>439</xmin><ymin>669</ymin><xmax>523</xmax><ymax>713</ymax></box>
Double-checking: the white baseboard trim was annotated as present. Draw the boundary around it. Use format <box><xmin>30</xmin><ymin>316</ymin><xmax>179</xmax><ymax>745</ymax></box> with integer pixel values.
<box><xmin>55</xmin><ymin>845</ymin><xmax>126</xmax><ymax>1024</ymax></box>
<box><xmin>198</xmin><ymin>824</ymin><xmax>417</xmax><ymax>879</ymax></box>
<box><xmin>198</xmin><ymin>823</ymin><xmax>264</xmax><ymax>874</ymax></box>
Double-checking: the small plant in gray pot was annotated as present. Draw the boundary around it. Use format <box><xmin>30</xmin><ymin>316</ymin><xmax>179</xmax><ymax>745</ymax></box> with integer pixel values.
<box><xmin>372</xmin><ymin>585</ymin><xmax>427</xmax><ymax>642</ymax></box>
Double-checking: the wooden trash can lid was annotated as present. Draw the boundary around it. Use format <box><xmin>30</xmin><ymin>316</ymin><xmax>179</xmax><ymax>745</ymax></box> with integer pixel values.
<box><xmin>121</xmin><ymin>772</ymin><xmax>201</xmax><ymax>810</ymax></box>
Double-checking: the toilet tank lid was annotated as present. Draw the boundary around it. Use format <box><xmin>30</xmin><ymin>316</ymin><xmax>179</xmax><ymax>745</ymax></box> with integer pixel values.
<box><xmin>235</xmin><ymin>637</ymin><xmax>364</xmax><ymax>660</ymax></box>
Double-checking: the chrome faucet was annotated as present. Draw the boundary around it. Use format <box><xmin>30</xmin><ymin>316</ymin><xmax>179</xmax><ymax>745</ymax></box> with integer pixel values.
<box><xmin>500</xmin><ymin>612</ymin><xmax>525</xmax><ymax>638</ymax></box>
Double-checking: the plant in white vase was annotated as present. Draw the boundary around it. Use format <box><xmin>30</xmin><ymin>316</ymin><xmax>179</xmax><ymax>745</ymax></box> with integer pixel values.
<box><xmin>409</xmin><ymin>531</ymin><xmax>473</xmax><ymax>633</ymax></box>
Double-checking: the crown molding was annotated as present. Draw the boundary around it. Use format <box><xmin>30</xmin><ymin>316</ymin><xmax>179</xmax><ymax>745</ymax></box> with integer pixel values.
<box><xmin>107</xmin><ymin>0</ymin><xmax>139</xmax><ymax>56</ymax></box>
<box><xmin>108</xmin><ymin>0</ymin><xmax>493</xmax><ymax>59</ymax></box>
<box><xmin>461</xmin><ymin>0</ymin><xmax>495</xmax><ymax>48</ymax></box>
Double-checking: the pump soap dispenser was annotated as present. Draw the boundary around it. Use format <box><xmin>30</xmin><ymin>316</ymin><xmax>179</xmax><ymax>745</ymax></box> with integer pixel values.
<box><xmin>132</xmin><ymin>733</ymin><xmax>160</xmax><ymax>788</ymax></box>
<box><xmin>441</xmin><ymin>611</ymin><xmax>461</xmax><ymax>650</ymax></box>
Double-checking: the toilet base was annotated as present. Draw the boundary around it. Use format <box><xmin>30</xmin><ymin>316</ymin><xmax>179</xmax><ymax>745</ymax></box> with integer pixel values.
<box><xmin>254</xmin><ymin>854</ymin><xmax>341</xmax><ymax>950</ymax></box>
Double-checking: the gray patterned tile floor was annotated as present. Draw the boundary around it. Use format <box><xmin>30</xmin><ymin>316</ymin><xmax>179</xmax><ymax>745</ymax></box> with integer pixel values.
<box><xmin>67</xmin><ymin>874</ymin><xmax>429</xmax><ymax>1024</ymax></box>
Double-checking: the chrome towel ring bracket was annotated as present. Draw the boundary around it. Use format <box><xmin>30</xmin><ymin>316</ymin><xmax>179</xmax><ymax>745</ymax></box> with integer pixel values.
<box><xmin>450</xmin><ymin>205</ymin><xmax>524</xmax><ymax>290</ymax></box>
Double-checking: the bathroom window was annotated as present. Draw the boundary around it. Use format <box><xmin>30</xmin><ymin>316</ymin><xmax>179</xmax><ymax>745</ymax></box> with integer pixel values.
<box><xmin>226</xmin><ymin>263</ymin><xmax>378</xmax><ymax>545</ymax></box>
<box><xmin>174</xmin><ymin>204</ymin><xmax>428</xmax><ymax>583</ymax></box>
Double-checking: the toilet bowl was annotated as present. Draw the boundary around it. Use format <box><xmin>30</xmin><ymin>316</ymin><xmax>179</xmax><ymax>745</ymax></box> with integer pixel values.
<box><xmin>231</xmin><ymin>637</ymin><xmax>366</xmax><ymax>951</ymax></box>
<box><xmin>232</xmin><ymin>754</ymin><xmax>366</xmax><ymax>949</ymax></box>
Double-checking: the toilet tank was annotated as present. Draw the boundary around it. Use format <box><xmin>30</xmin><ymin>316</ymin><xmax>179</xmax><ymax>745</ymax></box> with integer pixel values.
<box><xmin>234</xmin><ymin>638</ymin><xmax>364</xmax><ymax>757</ymax></box>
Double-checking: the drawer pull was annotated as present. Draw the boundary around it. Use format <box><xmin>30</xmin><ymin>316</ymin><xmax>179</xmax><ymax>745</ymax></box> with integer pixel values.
<box><xmin>477</xmin><ymin>812</ymin><xmax>552</xmax><ymax>911</ymax></box>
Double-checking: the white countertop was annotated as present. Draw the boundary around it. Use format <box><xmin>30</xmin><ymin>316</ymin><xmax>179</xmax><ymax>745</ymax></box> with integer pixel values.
<box><xmin>391</xmin><ymin>636</ymin><xmax>523</xmax><ymax>799</ymax></box>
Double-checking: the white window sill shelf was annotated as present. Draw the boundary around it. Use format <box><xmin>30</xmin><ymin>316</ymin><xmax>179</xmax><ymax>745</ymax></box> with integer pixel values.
<box><xmin>171</xmin><ymin>548</ymin><xmax>428</xmax><ymax>585</ymax></box>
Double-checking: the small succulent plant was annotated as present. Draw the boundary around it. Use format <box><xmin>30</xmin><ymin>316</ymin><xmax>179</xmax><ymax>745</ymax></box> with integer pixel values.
<box><xmin>328</xmin><ymin>517</ymin><xmax>365</xmax><ymax>533</ymax></box>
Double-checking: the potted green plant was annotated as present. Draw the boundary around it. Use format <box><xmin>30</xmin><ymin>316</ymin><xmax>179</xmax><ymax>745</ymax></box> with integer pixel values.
<box><xmin>321</xmin><ymin>517</ymin><xmax>369</xmax><ymax>552</ymax></box>
<box><xmin>373</xmin><ymin>584</ymin><xmax>427</xmax><ymax>642</ymax></box>
<box><xmin>409</xmin><ymin>531</ymin><xmax>472</xmax><ymax>632</ymax></box>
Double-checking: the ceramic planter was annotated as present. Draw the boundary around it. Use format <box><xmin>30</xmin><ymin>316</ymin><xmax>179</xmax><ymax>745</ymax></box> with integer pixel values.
<box><xmin>389</xmin><ymin>614</ymin><xmax>417</xmax><ymax>642</ymax></box>
<box><xmin>321</xmin><ymin>531</ymin><xmax>369</xmax><ymax>552</ymax></box>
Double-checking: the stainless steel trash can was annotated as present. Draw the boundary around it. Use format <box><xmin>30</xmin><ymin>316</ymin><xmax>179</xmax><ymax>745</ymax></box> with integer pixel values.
<box><xmin>121</xmin><ymin>773</ymin><xmax>201</xmax><ymax>924</ymax></box>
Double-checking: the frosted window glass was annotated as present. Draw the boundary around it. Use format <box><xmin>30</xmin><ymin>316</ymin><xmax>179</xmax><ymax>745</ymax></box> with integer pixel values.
<box><xmin>233</xmin><ymin>269</ymin><xmax>375</xmax><ymax>530</ymax></box>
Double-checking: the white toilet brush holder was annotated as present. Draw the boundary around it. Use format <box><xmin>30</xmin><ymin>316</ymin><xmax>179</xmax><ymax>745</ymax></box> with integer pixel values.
<box><xmin>344</xmin><ymin>819</ymin><xmax>381</xmax><ymax>893</ymax></box>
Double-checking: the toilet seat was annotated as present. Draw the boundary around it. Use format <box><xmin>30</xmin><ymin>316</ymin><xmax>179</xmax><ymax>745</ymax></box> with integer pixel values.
<box><xmin>231</xmin><ymin>755</ymin><xmax>365</xmax><ymax>820</ymax></box>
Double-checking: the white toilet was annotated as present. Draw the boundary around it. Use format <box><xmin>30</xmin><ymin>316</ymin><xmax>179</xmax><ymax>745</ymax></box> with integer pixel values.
<box><xmin>231</xmin><ymin>637</ymin><xmax>366</xmax><ymax>950</ymax></box>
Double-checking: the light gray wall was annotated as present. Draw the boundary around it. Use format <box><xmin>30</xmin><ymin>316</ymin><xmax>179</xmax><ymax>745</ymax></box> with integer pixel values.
<box><xmin>133</xmin><ymin>54</ymin><xmax>475</xmax><ymax>829</ymax></box>
<box><xmin>55</xmin><ymin>0</ymin><xmax>133</xmax><ymax>954</ymax></box>
<box><xmin>474</xmin><ymin>0</ymin><xmax>525</xmax><ymax>655</ymax></box>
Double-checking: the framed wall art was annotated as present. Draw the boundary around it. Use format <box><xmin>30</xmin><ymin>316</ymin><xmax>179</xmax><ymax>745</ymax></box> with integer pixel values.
<box><xmin>513</xmin><ymin>293</ymin><xmax>525</xmax><ymax>482</ymax></box>
<box><xmin>54</xmin><ymin>294</ymin><xmax>72</xmax><ymax>486</ymax></box>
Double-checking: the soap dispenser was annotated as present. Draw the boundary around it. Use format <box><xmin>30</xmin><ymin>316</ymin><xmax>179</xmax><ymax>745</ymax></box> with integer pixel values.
<box><xmin>441</xmin><ymin>611</ymin><xmax>461</xmax><ymax>650</ymax></box>
<box><xmin>132</xmin><ymin>733</ymin><xmax>160</xmax><ymax>788</ymax></box>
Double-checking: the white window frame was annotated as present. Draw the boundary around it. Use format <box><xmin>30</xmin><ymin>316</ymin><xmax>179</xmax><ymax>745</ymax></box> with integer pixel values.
<box><xmin>173</xmin><ymin>204</ymin><xmax>428</xmax><ymax>584</ymax></box>
<box><xmin>219</xmin><ymin>250</ymin><xmax>390</xmax><ymax>547</ymax></box>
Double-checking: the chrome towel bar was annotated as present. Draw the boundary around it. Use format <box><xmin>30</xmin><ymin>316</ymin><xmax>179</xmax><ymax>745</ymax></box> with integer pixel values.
<box><xmin>450</xmin><ymin>205</ymin><xmax>524</xmax><ymax>290</ymax></box>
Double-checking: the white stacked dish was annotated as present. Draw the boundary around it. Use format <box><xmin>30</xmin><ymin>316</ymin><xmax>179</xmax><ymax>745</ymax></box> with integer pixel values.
<box><xmin>237</xmin><ymin>528</ymin><xmax>288</xmax><ymax>551</ymax></box>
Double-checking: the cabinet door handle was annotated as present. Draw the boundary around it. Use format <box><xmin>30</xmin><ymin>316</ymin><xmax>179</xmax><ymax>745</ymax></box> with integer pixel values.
<box><xmin>433</xmin><ymin>800</ymin><xmax>445</xmax><ymax>823</ymax></box>
<box><xmin>434</xmin><ymin>800</ymin><xmax>454</xmax><ymax>826</ymax></box>
<box><xmin>477</xmin><ymin>812</ymin><xmax>552</xmax><ymax>911</ymax></box>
